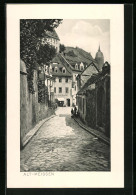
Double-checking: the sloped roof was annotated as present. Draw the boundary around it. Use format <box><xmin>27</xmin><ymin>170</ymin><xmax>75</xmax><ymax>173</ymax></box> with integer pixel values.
<box><xmin>62</xmin><ymin>46</ymin><xmax>95</xmax><ymax>71</ymax></box>
<box><xmin>51</xmin><ymin>54</ymin><xmax>72</xmax><ymax>77</ymax></box>
<box><xmin>77</xmin><ymin>62</ymin><xmax>110</xmax><ymax>95</ymax></box>
<box><xmin>80</xmin><ymin>61</ymin><xmax>99</xmax><ymax>76</ymax></box>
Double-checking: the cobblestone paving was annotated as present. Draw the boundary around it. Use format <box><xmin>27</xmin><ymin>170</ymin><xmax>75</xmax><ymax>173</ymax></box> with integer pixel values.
<box><xmin>20</xmin><ymin>107</ymin><xmax>110</xmax><ymax>171</ymax></box>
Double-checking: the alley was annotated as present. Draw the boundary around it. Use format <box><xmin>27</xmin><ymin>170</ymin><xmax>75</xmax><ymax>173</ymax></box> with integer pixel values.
<box><xmin>20</xmin><ymin>107</ymin><xmax>110</xmax><ymax>172</ymax></box>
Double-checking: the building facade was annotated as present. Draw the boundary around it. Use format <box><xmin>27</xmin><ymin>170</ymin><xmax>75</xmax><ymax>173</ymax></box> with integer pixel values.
<box><xmin>50</xmin><ymin>54</ymin><xmax>73</xmax><ymax>106</ymax></box>
<box><xmin>42</xmin><ymin>30</ymin><xmax>60</xmax><ymax>53</ymax></box>
<box><xmin>50</xmin><ymin>53</ymin><xmax>88</xmax><ymax>106</ymax></box>
<box><xmin>77</xmin><ymin>62</ymin><xmax>110</xmax><ymax>137</ymax></box>
<box><xmin>53</xmin><ymin>76</ymin><xmax>73</xmax><ymax>106</ymax></box>
<box><xmin>76</xmin><ymin>61</ymin><xmax>99</xmax><ymax>92</ymax></box>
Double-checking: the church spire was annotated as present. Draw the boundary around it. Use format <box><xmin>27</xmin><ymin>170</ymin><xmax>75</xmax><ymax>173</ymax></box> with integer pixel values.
<box><xmin>98</xmin><ymin>44</ymin><xmax>100</xmax><ymax>51</ymax></box>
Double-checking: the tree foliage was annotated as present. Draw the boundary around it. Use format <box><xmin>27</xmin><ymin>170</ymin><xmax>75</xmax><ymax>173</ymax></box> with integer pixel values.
<box><xmin>36</xmin><ymin>44</ymin><xmax>56</xmax><ymax>66</ymax></box>
<box><xmin>20</xmin><ymin>19</ymin><xmax>62</xmax><ymax>93</ymax></box>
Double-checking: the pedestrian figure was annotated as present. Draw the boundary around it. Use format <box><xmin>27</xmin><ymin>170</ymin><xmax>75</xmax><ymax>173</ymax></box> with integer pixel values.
<box><xmin>74</xmin><ymin>106</ymin><xmax>77</xmax><ymax>116</ymax></box>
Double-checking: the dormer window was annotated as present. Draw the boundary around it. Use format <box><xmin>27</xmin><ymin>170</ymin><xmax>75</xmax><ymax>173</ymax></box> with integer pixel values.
<box><xmin>55</xmin><ymin>66</ymin><xmax>58</xmax><ymax>73</ymax></box>
<box><xmin>75</xmin><ymin>63</ymin><xmax>78</xmax><ymax>69</ymax></box>
<box><xmin>80</xmin><ymin>62</ymin><xmax>84</xmax><ymax>70</ymax></box>
<box><xmin>62</xmin><ymin>67</ymin><xmax>66</xmax><ymax>73</ymax></box>
<box><xmin>49</xmin><ymin>65</ymin><xmax>52</xmax><ymax>73</ymax></box>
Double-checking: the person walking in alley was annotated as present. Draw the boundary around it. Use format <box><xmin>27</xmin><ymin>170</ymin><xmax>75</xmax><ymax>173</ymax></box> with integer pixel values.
<box><xmin>74</xmin><ymin>105</ymin><xmax>77</xmax><ymax>117</ymax></box>
<box><xmin>71</xmin><ymin>107</ymin><xmax>74</xmax><ymax>117</ymax></box>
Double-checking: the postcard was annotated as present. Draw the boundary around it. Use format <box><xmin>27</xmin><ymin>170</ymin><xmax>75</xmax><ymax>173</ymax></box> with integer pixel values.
<box><xmin>7</xmin><ymin>4</ymin><xmax>124</xmax><ymax>188</ymax></box>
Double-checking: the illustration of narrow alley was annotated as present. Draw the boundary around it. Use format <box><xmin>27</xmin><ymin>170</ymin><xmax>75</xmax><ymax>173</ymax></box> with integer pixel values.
<box><xmin>20</xmin><ymin>19</ymin><xmax>111</xmax><ymax>172</ymax></box>
<box><xmin>20</xmin><ymin>107</ymin><xmax>110</xmax><ymax>172</ymax></box>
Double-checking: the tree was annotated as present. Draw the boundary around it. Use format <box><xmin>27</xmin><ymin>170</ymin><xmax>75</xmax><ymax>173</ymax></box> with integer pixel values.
<box><xmin>37</xmin><ymin>44</ymin><xmax>56</xmax><ymax>66</ymax></box>
<box><xmin>59</xmin><ymin>44</ymin><xmax>65</xmax><ymax>53</ymax></box>
<box><xmin>20</xmin><ymin>19</ymin><xmax>62</xmax><ymax>93</ymax></box>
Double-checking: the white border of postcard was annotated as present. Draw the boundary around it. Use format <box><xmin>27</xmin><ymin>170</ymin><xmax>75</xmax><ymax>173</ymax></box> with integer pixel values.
<box><xmin>7</xmin><ymin>4</ymin><xmax>124</xmax><ymax>188</ymax></box>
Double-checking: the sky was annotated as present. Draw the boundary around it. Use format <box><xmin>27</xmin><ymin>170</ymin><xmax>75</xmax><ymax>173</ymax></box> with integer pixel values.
<box><xmin>55</xmin><ymin>19</ymin><xmax>110</xmax><ymax>62</ymax></box>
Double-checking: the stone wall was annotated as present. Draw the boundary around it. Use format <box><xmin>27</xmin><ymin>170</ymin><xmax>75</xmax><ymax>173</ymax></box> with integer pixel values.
<box><xmin>95</xmin><ymin>75</ymin><xmax>110</xmax><ymax>137</ymax></box>
<box><xmin>77</xmin><ymin>95</ymin><xmax>86</xmax><ymax>123</ymax></box>
<box><xmin>85</xmin><ymin>89</ymin><xmax>96</xmax><ymax>128</ymax></box>
<box><xmin>20</xmin><ymin>60</ymin><xmax>54</xmax><ymax>145</ymax></box>
<box><xmin>76</xmin><ymin>64</ymin><xmax>110</xmax><ymax>137</ymax></box>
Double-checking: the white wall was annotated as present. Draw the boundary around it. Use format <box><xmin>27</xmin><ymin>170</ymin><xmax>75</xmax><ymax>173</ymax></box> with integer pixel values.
<box><xmin>54</xmin><ymin>77</ymin><xmax>73</xmax><ymax>106</ymax></box>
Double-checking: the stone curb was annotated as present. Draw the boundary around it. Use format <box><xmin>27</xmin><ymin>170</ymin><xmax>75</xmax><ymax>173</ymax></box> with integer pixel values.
<box><xmin>22</xmin><ymin>115</ymin><xmax>56</xmax><ymax>148</ymax></box>
<box><xmin>73</xmin><ymin>117</ymin><xmax>110</xmax><ymax>145</ymax></box>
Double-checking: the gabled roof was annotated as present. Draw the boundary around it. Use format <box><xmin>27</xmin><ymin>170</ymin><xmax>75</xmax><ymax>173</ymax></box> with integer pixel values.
<box><xmin>77</xmin><ymin>62</ymin><xmax>110</xmax><ymax>95</ymax></box>
<box><xmin>80</xmin><ymin>61</ymin><xmax>99</xmax><ymax>76</ymax></box>
<box><xmin>51</xmin><ymin>54</ymin><xmax>72</xmax><ymax>77</ymax></box>
<box><xmin>59</xmin><ymin>54</ymin><xmax>75</xmax><ymax>71</ymax></box>
<box><xmin>60</xmin><ymin>54</ymin><xmax>89</xmax><ymax>73</ymax></box>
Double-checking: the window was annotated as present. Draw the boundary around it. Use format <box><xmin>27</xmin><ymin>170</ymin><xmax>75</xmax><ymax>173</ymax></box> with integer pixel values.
<box><xmin>65</xmin><ymin>87</ymin><xmax>69</xmax><ymax>93</ymax></box>
<box><xmin>55</xmin><ymin>67</ymin><xmax>58</xmax><ymax>73</ymax></box>
<box><xmin>62</xmin><ymin>68</ymin><xmax>66</xmax><ymax>73</ymax></box>
<box><xmin>59</xmin><ymin>78</ymin><xmax>62</xmax><ymax>83</ymax></box>
<box><xmin>54</xmin><ymin>87</ymin><xmax>56</xmax><ymax>93</ymax></box>
<box><xmin>75</xmin><ymin>63</ymin><xmax>78</xmax><ymax>69</ymax></box>
<box><xmin>65</xmin><ymin>78</ymin><xmax>68</xmax><ymax>83</ymax></box>
<box><xmin>75</xmin><ymin>85</ymin><xmax>76</xmax><ymax>91</ymax></box>
<box><xmin>59</xmin><ymin>87</ymin><xmax>62</xmax><ymax>93</ymax></box>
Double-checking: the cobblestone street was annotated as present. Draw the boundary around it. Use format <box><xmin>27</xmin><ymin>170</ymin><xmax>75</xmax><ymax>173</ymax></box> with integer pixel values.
<box><xmin>20</xmin><ymin>107</ymin><xmax>110</xmax><ymax>172</ymax></box>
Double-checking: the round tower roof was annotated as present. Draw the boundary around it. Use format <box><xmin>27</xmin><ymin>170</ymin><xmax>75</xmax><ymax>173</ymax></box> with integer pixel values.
<box><xmin>95</xmin><ymin>45</ymin><xmax>104</xmax><ymax>59</ymax></box>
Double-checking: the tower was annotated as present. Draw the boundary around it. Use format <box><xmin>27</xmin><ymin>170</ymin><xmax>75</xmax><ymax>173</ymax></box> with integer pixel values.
<box><xmin>95</xmin><ymin>45</ymin><xmax>104</xmax><ymax>71</ymax></box>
